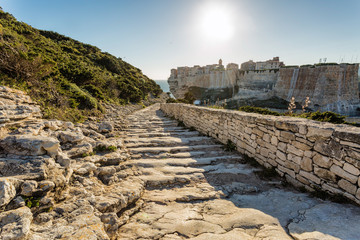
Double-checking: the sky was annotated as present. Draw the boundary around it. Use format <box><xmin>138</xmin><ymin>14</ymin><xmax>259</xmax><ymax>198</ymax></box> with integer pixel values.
<box><xmin>1</xmin><ymin>0</ymin><xmax>360</xmax><ymax>79</ymax></box>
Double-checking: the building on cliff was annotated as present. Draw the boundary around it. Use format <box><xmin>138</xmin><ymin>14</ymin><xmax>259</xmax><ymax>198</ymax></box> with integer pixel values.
<box><xmin>241</xmin><ymin>57</ymin><xmax>284</xmax><ymax>71</ymax></box>
<box><xmin>168</xmin><ymin>59</ymin><xmax>360</xmax><ymax>116</ymax></box>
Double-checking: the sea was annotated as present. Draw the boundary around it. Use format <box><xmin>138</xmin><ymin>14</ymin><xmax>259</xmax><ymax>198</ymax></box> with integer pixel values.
<box><xmin>155</xmin><ymin>80</ymin><xmax>170</xmax><ymax>93</ymax></box>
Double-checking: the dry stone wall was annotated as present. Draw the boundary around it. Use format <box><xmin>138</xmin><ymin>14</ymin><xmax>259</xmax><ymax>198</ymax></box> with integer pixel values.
<box><xmin>161</xmin><ymin>103</ymin><xmax>360</xmax><ymax>204</ymax></box>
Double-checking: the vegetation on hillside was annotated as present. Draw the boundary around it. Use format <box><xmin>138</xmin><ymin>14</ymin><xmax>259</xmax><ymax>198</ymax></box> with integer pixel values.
<box><xmin>0</xmin><ymin>9</ymin><xmax>162</xmax><ymax>122</ymax></box>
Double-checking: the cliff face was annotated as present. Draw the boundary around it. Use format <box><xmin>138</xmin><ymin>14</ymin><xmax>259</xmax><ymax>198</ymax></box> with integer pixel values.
<box><xmin>168</xmin><ymin>63</ymin><xmax>360</xmax><ymax>116</ymax></box>
<box><xmin>168</xmin><ymin>69</ymin><xmax>238</xmax><ymax>99</ymax></box>
<box><xmin>235</xmin><ymin>70</ymin><xmax>279</xmax><ymax>100</ymax></box>
<box><xmin>274</xmin><ymin>64</ymin><xmax>360</xmax><ymax>114</ymax></box>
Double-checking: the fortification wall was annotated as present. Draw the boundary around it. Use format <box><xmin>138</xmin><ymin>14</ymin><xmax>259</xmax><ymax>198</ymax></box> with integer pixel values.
<box><xmin>235</xmin><ymin>70</ymin><xmax>278</xmax><ymax>99</ymax></box>
<box><xmin>161</xmin><ymin>103</ymin><xmax>360</xmax><ymax>204</ymax></box>
<box><xmin>274</xmin><ymin>64</ymin><xmax>360</xmax><ymax>115</ymax></box>
<box><xmin>168</xmin><ymin>69</ymin><xmax>238</xmax><ymax>99</ymax></box>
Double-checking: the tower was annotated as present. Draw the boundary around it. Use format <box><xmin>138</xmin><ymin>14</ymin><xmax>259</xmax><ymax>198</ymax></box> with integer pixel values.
<box><xmin>219</xmin><ymin>59</ymin><xmax>223</xmax><ymax>66</ymax></box>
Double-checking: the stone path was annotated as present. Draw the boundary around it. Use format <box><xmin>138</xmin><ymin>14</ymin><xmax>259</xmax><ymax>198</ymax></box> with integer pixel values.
<box><xmin>118</xmin><ymin>104</ymin><xmax>360</xmax><ymax>240</ymax></box>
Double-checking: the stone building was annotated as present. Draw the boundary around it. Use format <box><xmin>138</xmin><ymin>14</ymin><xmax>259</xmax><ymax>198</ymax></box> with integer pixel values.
<box><xmin>240</xmin><ymin>60</ymin><xmax>256</xmax><ymax>71</ymax></box>
<box><xmin>255</xmin><ymin>57</ymin><xmax>284</xmax><ymax>70</ymax></box>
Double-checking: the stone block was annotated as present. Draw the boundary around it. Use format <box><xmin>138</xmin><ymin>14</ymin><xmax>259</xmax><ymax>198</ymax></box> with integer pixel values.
<box><xmin>264</xmin><ymin>142</ymin><xmax>277</xmax><ymax>152</ymax></box>
<box><xmin>259</xmin><ymin>148</ymin><xmax>269</xmax><ymax>158</ymax></box>
<box><xmin>299</xmin><ymin>170</ymin><xmax>321</xmax><ymax>184</ymax></box>
<box><xmin>322</xmin><ymin>183</ymin><xmax>343</xmax><ymax>195</ymax></box>
<box><xmin>278</xmin><ymin>142</ymin><xmax>287</xmax><ymax>152</ymax></box>
<box><xmin>252</xmin><ymin>128</ymin><xmax>264</xmax><ymax>137</ymax></box>
<box><xmin>263</xmin><ymin>133</ymin><xmax>270</xmax><ymax>142</ymax></box>
<box><xmin>314</xmin><ymin>139</ymin><xmax>343</xmax><ymax>160</ymax></box>
<box><xmin>296</xmin><ymin>174</ymin><xmax>310</xmax><ymax>185</ymax></box>
<box><xmin>275</xmin><ymin>121</ymin><xmax>299</xmax><ymax>132</ymax></box>
<box><xmin>313</xmin><ymin>153</ymin><xmax>332</xmax><ymax>168</ymax></box>
<box><xmin>299</xmin><ymin>125</ymin><xmax>307</xmax><ymax>135</ymax></box>
<box><xmin>343</xmin><ymin>163</ymin><xmax>360</xmax><ymax>176</ymax></box>
<box><xmin>334</xmin><ymin>130</ymin><xmax>360</xmax><ymax>144</ymax></box>
<box><xmin>330</xmin><ymin>165</ymin><xmax>358</xmax><ymax>184</ymax></box>
<box><xmin>338</xmin><ymin>179</ymin><xmax>357</xmax><ymax>195</ymax></box>
<box><xmin>314</xmin><ymin>167</ymin><xmax>337</xmax><ymax>182</ymax></box>
<box><xmin>301</xmin><ymin>157</ymin><xmax>313</xmax><ymax>172</ymax></box>
<box><xmin>287</xmin><ymin>154</ymin><xmax>301</xmax><ymax>165</ymax></box>
<box><xmin>280</xmin><ymin>131</ymin><xmax>295</xmax><ymax>141</ymax></box>
<box><xmin>357</xmin><ymin>188</ymin><xmax>360</xmax><ymax>200</ymax></box>
<box><xmin>292</xmin><ymin>141</ymin><xmax>311</xmax><ymax>151</ymax></box>
<box><xmin>276</xmin><ymin>151</ymin><xmax>287</xmax><ymax>161</ymax></box>
<box><xmin>340</xmin><ymin>140</ymin><xmax>360</xmax><ymax>149</ymax></box>
<box><xmin>270</xmin><ymin>136</ymin><xmax>278</xmax><ymax>146</ymax></box>
<box><xmin>287</xmin><ymin>144</ymin><xmax>304</xmax><ymax>157</ymax></box>
<box><xmin>307</xmin><ymin>126</ymin><xmax>334</xmax><ymax>140</ymax></box>
<box><xmin>304</xmin><ymin>151</ymin><xmax>313</xmax><ymax>158</ymax></box>
<box><xmin>346</xmin><ymin>148</ymin><xmax>360</xmax><ymax>161</ymax></box>
<box><xmin>278</xmin><ymin>165</ymin><xmax>296</xmax><ymax>178</ymax></box>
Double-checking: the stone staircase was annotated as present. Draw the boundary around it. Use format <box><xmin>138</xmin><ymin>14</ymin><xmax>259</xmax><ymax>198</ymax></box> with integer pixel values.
<box><xmin>117</xmin><ymin>104</ymin><xmax>360</xmax><ymax>240</ymax></box>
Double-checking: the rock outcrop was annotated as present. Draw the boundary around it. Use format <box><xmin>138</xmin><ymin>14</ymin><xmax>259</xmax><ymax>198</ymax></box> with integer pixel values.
<box><xmin>0</xmin><ymin>86</ymin><xmax>145</xmax><ymax>239</ymax></box>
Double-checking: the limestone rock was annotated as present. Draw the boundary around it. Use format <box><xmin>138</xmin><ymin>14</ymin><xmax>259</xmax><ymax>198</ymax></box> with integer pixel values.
<box><xmin>0</xmin><ymin>135</ymin><xmax>60</xmax><ymax>157</ymax></box>
<box><xmin>0</xmin><ymin>207</ymin><xmax>33</xmax><ymax>240</ymax></box>
<box><xmin>98</xmin><ymin>121</ymin><xmax>114</xmax><ymax>133</ymax></box>
<box><xmin>0</xmin><ymin>178</ymin><xmax>17</xmax><ymax>207</ymax></box>
<box><xmin>66</xmin><ymin>142</ymin><xmax>93</xmax><ymax>158</ymax></box>
<box><xmin>20</xmin><ymin>180</ymin><xmax>38</xmax><ymax>197</ymax></box>
<box><xmin>57</xmin><ymin>130</ymin><xmax>85</xmax><ymax>143</ymax></box>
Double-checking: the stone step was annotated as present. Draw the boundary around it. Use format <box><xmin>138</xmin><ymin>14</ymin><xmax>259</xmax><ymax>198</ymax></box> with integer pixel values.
<box><xmin>123</xmin><ymin>131</ymin><xmax>200</xmax><ymax>138</ymax></box>
<box><xmin>128</xmin><ymin>144</ymin><xmax>224</xmax><ymax>154</ymax></box>
<box><xmin>126</xmin><ymin>156</ymin><xmax>243</xmax><ymax>168</ymax></box>
<box><xmin>124</xmin><ymin>136</ymin><xmax>213</xmax><ymax>148</ymax></box>
<box><xmin>127</xmin><ymin>123</ymin><xmax>178</xmax><ymax>128</ymax></box>
<box><xmin>125</xmin><ymin>128</ymin><xmax>190</xmax><ymax>133</ymax></box>
<box><xmin>130</xmin><ymin>151</ymin><xmax>226</xmax><ymax>159</ymax></box>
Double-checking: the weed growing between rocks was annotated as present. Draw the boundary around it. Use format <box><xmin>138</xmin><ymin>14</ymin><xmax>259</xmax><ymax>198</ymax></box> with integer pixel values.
<box><xmin>22</xmin><ymin>196</ymin><xmax>41</xmax><ymax>208</ymax></box>
<box><xmin>93</xmin><ymin>145</ymin><xmax>117</xmax><ymax>153</ymax></box>
<box><xmin>177</xmin><ymin>120</ymin><xmax>186</xmax><ymax>127</ymax></box>
<box><xmin>224</xmin><ymin>139</ymin><xmax>236</xmax><ymax>152</ymax></box>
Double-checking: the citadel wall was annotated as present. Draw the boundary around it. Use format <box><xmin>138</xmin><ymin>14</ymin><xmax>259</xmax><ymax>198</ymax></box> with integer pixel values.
<box><xmin>274</xmin><ymin>64</ymin><xmax>360</xmax><ymax>115</ymax></box>
<box><xmin>161</xmin><ymin>103</ymin><xmax>360</xmax><ymax>205</ymax></box>
<box><xmin>168</xmin><ymin>62</ymin><xmax>360</xmax><ymax>116</ymax></box>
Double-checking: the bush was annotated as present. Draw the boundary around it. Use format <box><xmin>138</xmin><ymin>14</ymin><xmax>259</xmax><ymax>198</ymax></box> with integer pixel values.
<box><xmin>239</xmin><ymin>106</ymin><xmax>280</xmax><ymax>116</ymax></box>
<box><xmin>299</xmin><ymin>111</ymin><xmax>346</xmax><ymax>124</ymax></box>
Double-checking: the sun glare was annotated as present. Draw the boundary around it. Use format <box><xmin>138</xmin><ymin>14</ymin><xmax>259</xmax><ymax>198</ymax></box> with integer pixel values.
<box><xmin>197</xmin><ymin>2</ymin><xmax>234</xmax><ymax>43</ymax></box>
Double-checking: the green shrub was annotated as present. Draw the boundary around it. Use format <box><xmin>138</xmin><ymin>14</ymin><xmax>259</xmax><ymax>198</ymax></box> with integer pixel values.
<box><xmin>93</xmin><ymin>145</ymin><xmax>117</xmax><ymax>153</ymax></box>
<box><xmin>300</xmin><ymin>111</ymin><xmax>346</xmax><ymax>124</ymax></box>
<box><xmin>0</xmin><ymin>9</ymin><xmax>162</xmax><ymax>121</ymax></box>
<box><xmin>224</xmin><ymin>139</ymin><xmax>236</xmax><ymax>152</ymax></box>
<box><xmin>239</xmin><ymin>106</ymin><xmax>280</xmax><ymax>116</ymax></box>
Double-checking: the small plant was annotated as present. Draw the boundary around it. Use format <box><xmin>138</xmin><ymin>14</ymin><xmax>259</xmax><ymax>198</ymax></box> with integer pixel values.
<box><xmin>93</xmin><ymin>145</ymin><xmax>117</xmax><ymax>153</ymax></box>
<box><xmin>302</xmin><ymin>96</ymin><xmax>311</xmax><ymax>113</ymax></box>
<box><xmin>242</xmin><ymin>154</ymin><xmax>261</xmax><ymax>167</ymax></box>
<box><xmin>177</xmin><ymin>120</ymin><xmax>186</xmax><ymax>127</ymax></box>
<box><xmin>208</xmin><ymin>105</ymin><xmax>224</xmax><ymax>109</ymax></box>
<box><xmin>288</xmin><ymin>97</ymin><xmax>296</xmax><ymax>115</ymax></box>
<box><xmin>299</xmin><ymin>111</ymin><xmax>346</xmax><ymax>124</ymax></box>
<box><xmin>239</xmin><ymin>106</ymin><xmax>280</xmax><ymax>116</ymax></box>
<box><xmin>256</xmin><ymin>167</ymin><xmax>278</xmax><ymax>180</ymax></box>
<box><xmin>22</xmin><ymin>196</ymin><xmax>41</xmax><ymax>208</ymax></box>
<box><xmin>189</xmin><ymin>126</ymin><xmax>196</xmax><ymax>131</ymax></box>
<box><xmin>224</xmin><ymin>139</ymin><xmax>236</xmax><ymax>152</ymax></box>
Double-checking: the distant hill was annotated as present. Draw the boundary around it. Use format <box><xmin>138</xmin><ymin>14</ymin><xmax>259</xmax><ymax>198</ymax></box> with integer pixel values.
<box><xmin>0</xmin><ymin>9</ymin><xmax>162</xmax><ymax>121</ymax></box>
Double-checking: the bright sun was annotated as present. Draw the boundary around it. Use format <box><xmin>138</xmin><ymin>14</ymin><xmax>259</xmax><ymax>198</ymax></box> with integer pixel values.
<box><xmin>198</xmin><ymin>2</ymin><xmax>234</xmax><ymax>43</ymax></box>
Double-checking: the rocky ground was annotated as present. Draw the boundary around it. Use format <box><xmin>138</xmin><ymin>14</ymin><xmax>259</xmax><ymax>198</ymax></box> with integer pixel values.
<box><xmin>0</xmin><ymin>86</ymin><xmax>360</xmax><ymax>240</ymax></box>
